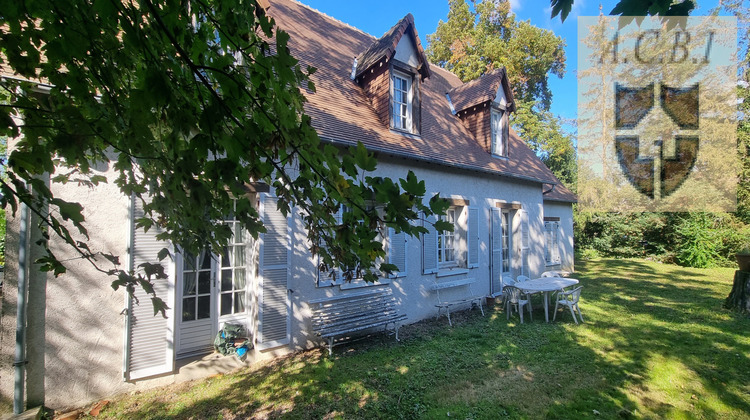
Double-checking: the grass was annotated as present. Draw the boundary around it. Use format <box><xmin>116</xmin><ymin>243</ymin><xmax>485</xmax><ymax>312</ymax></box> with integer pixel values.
<box><xmin>82</xmin><ymin>258</ymin><xmax>750</xmax><ymax>419</ymax></box>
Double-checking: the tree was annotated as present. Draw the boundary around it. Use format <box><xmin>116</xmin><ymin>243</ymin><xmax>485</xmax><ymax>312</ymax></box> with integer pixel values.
<box><xmin>0</xmin><ymin>0</ymin><xmax>449</xmax><ymax>315</ymax></box>
<box><xmin>427</xmin><ymin>0</ymin><xmax>566</xmax><ymax>110</ymax></box>
<box><xmin>512</xmin><ymin>100</ymin><xmax>577</xmax><ymax>190</ymax></box>
<box><xmin>426</xmin><ymin>0</ymin><xmax>576</xmax><ymax>189</ymax></box>
<box><xmin>550</xmin><ymin>0</ymin><xmax>696</xmax><ymax>23</ymax></box>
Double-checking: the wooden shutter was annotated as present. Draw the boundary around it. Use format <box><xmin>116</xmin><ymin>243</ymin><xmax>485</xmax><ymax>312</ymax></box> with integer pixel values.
<box><xmin>422</xmin><ymin>212</ymin><xmax>438</xmax><ymax>274</ymax></box>
<box><xmin>412</xmin><ymin>76</ymin><xmax>421</xmax><ymax>134</ymax></box>
<box><xmin>501</xmin><ymin>111</ymin><xmax>510</xmax><ymax>156</ymax></box>
<box><xmin>125</xmin><ymin>196</ymin><xmax>175</xmax><ymax>381</ymax></box>
<box><xmin>490</xmin><ymin>207</ymin><xmax>503</xmax><ymax>295</ymax></box>
<box><xmin>257</xmin><ymin>194</ymin><xmax>291</xmax><ymax>349</ymax></box>
<box><xmin>388</xmin><ymin>227</ymin><xmax>408</xmax><ymax>277</ymax></box>
<box><xmin>467</xmin><ymin>207</ymin><xmax>479</xmax><ymax>268</ymax></box>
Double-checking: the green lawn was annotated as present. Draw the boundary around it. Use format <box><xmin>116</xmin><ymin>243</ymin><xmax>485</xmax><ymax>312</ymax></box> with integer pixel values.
<box><xmin>86</xmin><ymin>259</ymin><xmax>750</xmax><ymax>419</ymax></box>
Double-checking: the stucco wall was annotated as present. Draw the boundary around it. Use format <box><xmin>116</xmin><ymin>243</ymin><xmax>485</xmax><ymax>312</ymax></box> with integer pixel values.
<box><xmin>542</xmin><ymin>200</ymin><xmax>576</xmax><ymax>273</ymax></box>
<box><xmin>1</xmin><ymin>152</ymin><xmax>573</xmax><ymax>411</ymax></box>
<box><xmin>285</xmin><ymin>156</ymin><xmax>551</xmax><ymax>353</ymax></box>
<box><xmin>0</xmin><ymin>160</ymin><xmax>173</xmax><ymax>411</ymax></box>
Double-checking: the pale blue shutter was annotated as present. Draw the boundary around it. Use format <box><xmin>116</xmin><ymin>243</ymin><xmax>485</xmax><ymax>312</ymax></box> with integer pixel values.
<box><xmin>422</xmin><ymin>213</ymin><xmax>438</xmax><ymax>274</ymax></box>
<box><xmin>257</xmin><ymin>194</ymin><xmax>290</xmax><ymax>350</ymax></box>
<box><xmin>388</xmin><ymin>227</ymin><xmax>408</xmax><ymax>277</ymax></box>
<box><xmin>490</xmin><ymin>207</ymin><xmax>503</xmax><ymax>295</ymax></box>
<box><xmin>467</xmin><ymin>207</ymin><xmax>479</xmax><ymax>268</ymax></box>
<box><xmin>125</xmin><ymin>197</ymin><xmax>175</xmax><ymax>381</ymax></box>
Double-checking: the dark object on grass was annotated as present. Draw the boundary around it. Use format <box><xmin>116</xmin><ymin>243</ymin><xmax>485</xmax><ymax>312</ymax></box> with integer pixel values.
<box><xmin>724</xmin><ymin>270</ymin><xmax>750</xmax><ymax>315</ymax></box>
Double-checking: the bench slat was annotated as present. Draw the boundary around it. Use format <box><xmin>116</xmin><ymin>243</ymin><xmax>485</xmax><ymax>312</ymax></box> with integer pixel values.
<box><xmin>309</xmin><ymin>289</ymin><xmax>405</xmax><ymax>355</ymax></box>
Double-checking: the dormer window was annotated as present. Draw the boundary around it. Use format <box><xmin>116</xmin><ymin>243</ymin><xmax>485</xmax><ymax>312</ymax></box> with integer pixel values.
<box><xmin>392</xmin><ymin>70</ymin><xmax>412</xmax><ymax>131</ymax></box>
<box><xmin>491</xmin><ymin>108</ymin><xmax>509</xmax><ymax>157</ymax></box>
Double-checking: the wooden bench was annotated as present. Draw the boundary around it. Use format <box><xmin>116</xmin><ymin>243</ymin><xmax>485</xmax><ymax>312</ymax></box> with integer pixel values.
<box><xmin>430</xmin><ymin>278</ymin><xmax>485</xmax><ymax>326</ymax></box>
<box><xmin>309</xmin><ymin>289</ymin><xmax>407</xmax><ymax>355</ymax></box>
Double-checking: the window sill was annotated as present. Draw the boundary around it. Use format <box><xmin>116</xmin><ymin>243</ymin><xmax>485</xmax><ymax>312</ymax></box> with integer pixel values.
<box><xmin>339</xmin><ymin>278</ymin><xmax>391</xmax><ymax>290</ymax></box>
<box><xmin>491</xmin><ymin>153</ymin><xmax>509</xmax><ymax>160</ymax></box>
<box><xmin>545</xmin><ymin>262</ymin><xmax>562</xmax><ymax>267</ymax></box>
<box><xmin>389</xmin><ymin>128</ymin><xmax>421</xmax><ymax>139</ymax></box>
<box><xmin>436</xmin><ymin>268</ymin><xmax>469</xmax><ymax>278</ymax></box>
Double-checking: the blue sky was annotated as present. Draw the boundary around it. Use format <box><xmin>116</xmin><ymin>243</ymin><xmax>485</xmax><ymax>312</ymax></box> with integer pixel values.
<box><xmin>299</xmin><ymin>0</ymin><xmax>727</xmax><ymax>134</ymax></box>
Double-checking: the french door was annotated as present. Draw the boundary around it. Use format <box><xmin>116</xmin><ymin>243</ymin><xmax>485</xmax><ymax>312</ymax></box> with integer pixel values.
<box><xmin>177</xmin><ymin>217</ymin><xmax>249</xmax><ymax>357</ymax></box>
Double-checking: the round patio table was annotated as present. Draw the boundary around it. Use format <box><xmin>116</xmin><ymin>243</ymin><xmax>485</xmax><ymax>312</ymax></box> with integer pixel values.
<box><xmin>513</xmin><ymin>277</ymin><xmax>579</xmax><ymax>322</ymax></box>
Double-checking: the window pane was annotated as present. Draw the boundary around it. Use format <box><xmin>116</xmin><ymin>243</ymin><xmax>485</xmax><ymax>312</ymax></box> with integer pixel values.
<box><xmin>183</xmin><ymin>253</ymin><xmax>195</xmax><ymax>270</ymax></box>
<box><xmin>197</xmin><ymin>296</ymin><xmax>211</xmax><ymax>319</ymax></box>
<box><xmin>234</xmin><ymin>268</ymin><xmax>246</xmax><ymax>289</ymax></box>
<box><xmin>234</xmin><ymin>245</ymin><xmax>245</xmax><ymax>266</ymax></box>
<box><xmin>220</xmin><ymin>293</ymin><xmax>232</xmax><ymax>316</ymax></box>
<box><xmin>182</xmin><ymin>297</ymin><xmax>196</xmax><ymax>321</ymax></box>
<box><xmin>221</xmin><ymin>269</ymin><xmax>232</xmax><ymax>291</ymax></box>
<box><xmin>234</xmin><ymin>291</ymin><xmax>245</xmax><ymax>313</ymax></box>
<box><xmin>234</xmin><ymin>223</ymin><xmax>245</xmax><ymax>243</ymax></box>
<box><xmin>183</xmin><ymin>272</ymin><xmax>196</xmax><ymax>296</ymax></box>
<box><xmin>200</xmin><ymin>251</ymin><xmax>211</xmax><ymax>270</ymax></box>
<box><xmin>221</xmin><ymin>247</ymin><xmax>230</xmax><ymax>267</ymax></box>
<box><xmin>198</xmin><ymin>271</ymin><xmax>211</xmax><ymax>294</ymax></box>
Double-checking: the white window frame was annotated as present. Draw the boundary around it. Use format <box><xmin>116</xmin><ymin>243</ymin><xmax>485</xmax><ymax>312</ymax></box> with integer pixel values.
<box><xmin>545</xmin><ymin>220</ymin><xmax>561</xmax><ymax>266</ymax></box>
<box><xmin>316</xmin><ymin>205</ymin><xmax>389</xmax><ymax>289</ymax></box>
<box><xmin>438</xmin><ymin>208</ymin><xmax>458</xmax><ymax>268</ymax></box>
<box><xmin>391</xmin><ymin>70</ymin><xmax>412</xmax><ymax>132</ymax></box>
<box><xmin>501</xmin><ymin>210</ymin><xmax>512</xmax><ymax>274</ymax></box>
<box><xmin>491</xmin><ymin>108</ymin><xmax>508</xmax><ymax>157</ymax></box>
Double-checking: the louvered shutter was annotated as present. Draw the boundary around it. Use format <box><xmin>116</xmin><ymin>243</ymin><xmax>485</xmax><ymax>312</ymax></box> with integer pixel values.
<box><xmin>125</xmin><ymin>197</ymin><xmax>175</xmax><ymax>381</ymax></box>
<box><xmin>467</xmin><ymin>207</ymin><xmax>479</xmax><ymax>268</ymax></box>
<box><xmin>257</xmin><ymin>194</ymin><xmax>290</xmax><ymax>349</ymax></box>
<box><xmin>501</xmin><ymin>110</ymin><xmax>510</xmax><ymax>156</ymax></box>
<box><xmin>490</xmin><ymin>207</ymin><xmax>503</xmax><ymax>295</ymax></box>
<box><xmin>422</xmin><ymin>212</ymin><xmax>438</xmax><ymax>274</ymax></box>
<box><xmin>520</xmin><ymin>210</ymin><xmax>530</xmax><ymax>276</ymax></box>
<box><xmin>388</xmin><ymin>227</ymin><xmax>407</xmax><ymax>277</ymax></box>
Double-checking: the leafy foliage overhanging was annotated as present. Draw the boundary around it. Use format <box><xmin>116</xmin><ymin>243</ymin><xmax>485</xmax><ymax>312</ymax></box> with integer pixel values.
<box><xmin>0</xmin><ymin>0</ymin><xmax>450</xmax><ymax>315</ymax></box>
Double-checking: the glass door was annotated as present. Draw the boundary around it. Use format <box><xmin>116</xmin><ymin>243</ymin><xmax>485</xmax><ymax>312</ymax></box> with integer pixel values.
<box><xmin>178</xmin><ymin>250</ymin><xmax>216</xmax><ymax>356</ymax></box>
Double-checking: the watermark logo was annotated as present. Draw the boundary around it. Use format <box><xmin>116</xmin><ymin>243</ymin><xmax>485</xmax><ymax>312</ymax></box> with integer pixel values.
<box><xmin>578</xmin><ymin>17</ymin><xmax>737</xmax><ymax>212</ymax></box>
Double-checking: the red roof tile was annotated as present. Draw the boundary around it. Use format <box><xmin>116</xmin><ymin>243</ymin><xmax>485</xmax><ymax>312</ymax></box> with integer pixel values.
<box><xmin>448</xmin><ymin>67</ymin><xmax>516</xmax><ymax>114</ymax></box>
<box><xmin>354</xmin><ymin>14</ymin><xmax>430</xmax><ymax>81</ymax></box>
<box><xmin>268</xmin><ymin>0</ymin><xmax>573</xmax><ymax>189</ymax></box>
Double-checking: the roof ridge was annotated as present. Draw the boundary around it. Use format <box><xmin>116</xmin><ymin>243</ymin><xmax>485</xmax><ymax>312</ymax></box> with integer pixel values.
<box><xmin>286</xmin><ymin>0</ymin><xmax>376</xmax><ymax>40</ymax></box>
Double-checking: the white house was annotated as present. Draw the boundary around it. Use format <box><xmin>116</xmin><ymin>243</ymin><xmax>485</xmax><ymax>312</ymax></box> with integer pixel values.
<box><xmin>0</xmin><ymin>0</ymin><xmax>576</xmax><ymax>410</ymax></box>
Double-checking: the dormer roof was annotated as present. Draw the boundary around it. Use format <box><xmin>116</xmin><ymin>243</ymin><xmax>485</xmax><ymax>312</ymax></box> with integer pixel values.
<box><xmin>354</xmin><ymin>13</ymin><xmax>431</xmax><ymax>81</ymax></box>
<box><xmin>447</xmin><ymin>67</ymin><xmax>516</xmax><ymax>114</ymax></box>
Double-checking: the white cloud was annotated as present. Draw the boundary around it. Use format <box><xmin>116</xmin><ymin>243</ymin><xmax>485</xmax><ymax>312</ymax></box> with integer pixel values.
<box><xmin>509</xmin><ymin>0</ymin><xmax>522</xmax><ymax>13</ymax></box>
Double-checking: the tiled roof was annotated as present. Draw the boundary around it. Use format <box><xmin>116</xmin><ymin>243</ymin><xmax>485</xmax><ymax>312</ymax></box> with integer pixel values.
<box><xmin>354</xmin><ymin>13</ymin><xmax>430</xmax><ymax>81</ymax></box>
<box><xmin>543</xmin><ymin>182</ymin><xmax>578</xmax><ymax>203</ymax></box>
<box><xmin>447</xmin><ymin>67</ymin><xmax>515</xmax><ymax>114</ymax></box>
<box><xmin>268</xmin><ymin>0</ymin><xmax>572</xmax><ymax>188</ymax></box>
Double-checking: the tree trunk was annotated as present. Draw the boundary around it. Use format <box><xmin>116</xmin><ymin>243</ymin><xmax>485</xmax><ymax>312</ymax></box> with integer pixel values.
<box><xmin>724</xmin><ymin>270</ymin><xmax>750</xmax><ymax>314</ymax></box>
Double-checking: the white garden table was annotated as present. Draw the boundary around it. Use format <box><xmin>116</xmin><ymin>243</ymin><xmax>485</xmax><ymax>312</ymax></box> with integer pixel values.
<box><xmin>514</xmin><ymin>277</ymin><xmax>579</xmax><ymax>322</ymax></box>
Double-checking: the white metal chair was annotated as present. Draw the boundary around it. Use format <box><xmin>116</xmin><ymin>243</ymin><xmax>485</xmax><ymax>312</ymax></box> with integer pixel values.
<box><xmin>553</xmin><ymin>286</ymin><xmax>584</xmax><ymax>324</ymax></box>
<box><xmin>541</xmin><ymin>271</ymin><xmax>562</xmax><ymax>278</ymax></box>
<box><xmin>503</xmin><ymin>285</ymin><xmax>532</xmax><ymax>323</ymax></box>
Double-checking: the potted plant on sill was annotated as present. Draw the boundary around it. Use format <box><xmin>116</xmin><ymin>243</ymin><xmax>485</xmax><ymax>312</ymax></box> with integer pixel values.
<box><xmin>737</xmin><ymin>246</ymin><xmax>750</xmax><ymax>272</ymax></box>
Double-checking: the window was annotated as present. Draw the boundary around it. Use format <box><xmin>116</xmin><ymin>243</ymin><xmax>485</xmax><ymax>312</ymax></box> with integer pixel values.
<box><xmin>391</xmin><ymin>70</ymin><xmax>412</xmax><ymax>132</ymax></box>
<box><xmin>491</xmin><ymin>108</ymin><xmax>509</xmax><ymax>157</ymax></box>
<box><xmin>545</xmin><ymin>220</ymin><xmax>561</xmax><ymax>265</ymax></box>
<box><xmin>423</xmin><ymin>204</ymin><xmax>479</xmax><ymax>275</ymax></box>
<box><xmin>501</xmin><ymin>210</ymin><xmax>512</xmax><ymax>273</ymax></box>
<box><xmin>438</xmin><ymin>208</ymin><xmax>457</xmax><ymax>267</ymax></box>
<box><xmin>317</xmin><ymin>205</ymin><xmax>389</xmax><ymax>287</ymax></box>
<box><xmin>219</xmin><ymin>215</ymin><xmax>247</xmax><ymax>316</ymax></box>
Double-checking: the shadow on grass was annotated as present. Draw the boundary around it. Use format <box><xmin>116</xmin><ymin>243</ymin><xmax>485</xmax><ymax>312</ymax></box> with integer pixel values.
<box><xmin>91</xmin><ymin>259</ymin><xmax>750</xmax><ymax>419</ymax></box>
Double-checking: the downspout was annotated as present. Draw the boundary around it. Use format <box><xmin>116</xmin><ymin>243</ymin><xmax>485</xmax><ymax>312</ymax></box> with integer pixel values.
<box><xmin>13</xmin><ymin>201</ymin><xmax>29</xmax><ymax>414</ymax></box>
